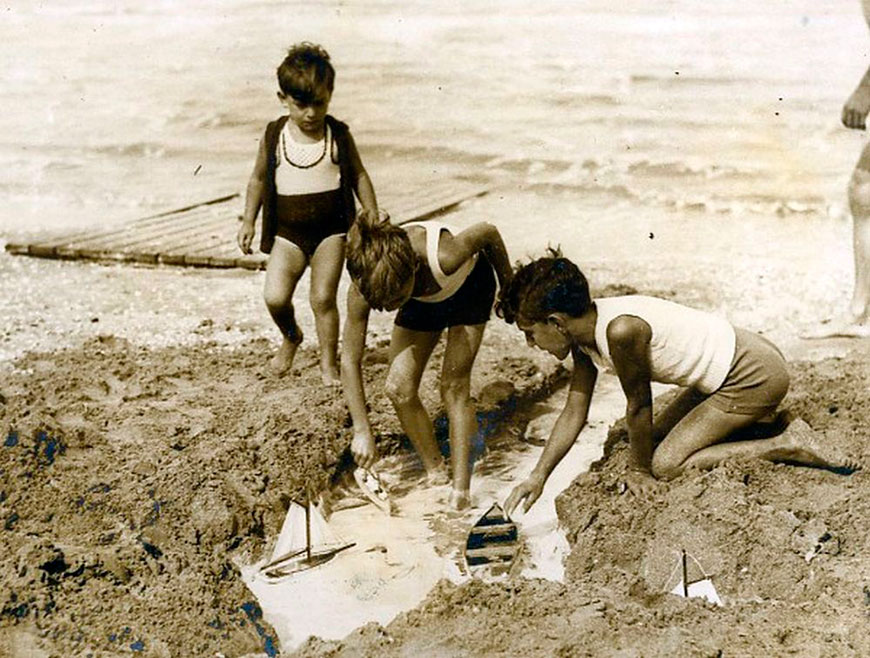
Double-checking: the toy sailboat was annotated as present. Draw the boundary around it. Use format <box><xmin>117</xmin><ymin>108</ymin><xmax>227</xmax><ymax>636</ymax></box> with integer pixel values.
<box><xmin>464</xmin><ymin>502</ymin><xmax>519</xmax><ymax>575</ymax></box>
<box><xmin>667</xmin><ymin>549</ymin><xmax>723</xmax><ymax>606</ymax></box>
<box><xmin>259</xmin><ymin>497</ymin><xmax>355</xmax><ymax>582</ymax></box>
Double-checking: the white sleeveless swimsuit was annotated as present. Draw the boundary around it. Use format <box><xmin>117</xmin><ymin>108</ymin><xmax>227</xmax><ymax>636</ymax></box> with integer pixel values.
<box><xmin>582</xmin><ymin>295</ymin><xmax>737</xmax><ymax>394</ymax></box>
<box><xmin>404</xmin><ymin>221</ymin><xmax>477</xmax><ymax>303</ymax></box>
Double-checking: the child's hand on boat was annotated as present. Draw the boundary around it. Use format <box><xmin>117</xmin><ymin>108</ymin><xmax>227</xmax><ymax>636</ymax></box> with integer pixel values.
<box><xmin>504</xmin><ymin>472</ymin><xmax>546</xmax><ymax>516</ymax></box>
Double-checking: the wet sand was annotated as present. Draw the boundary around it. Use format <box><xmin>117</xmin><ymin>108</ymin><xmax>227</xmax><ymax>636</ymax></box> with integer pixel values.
<box><xmin>2</xmin><ymin>177</ymin><xmax>868</xmax><ymax>657</ymax></box>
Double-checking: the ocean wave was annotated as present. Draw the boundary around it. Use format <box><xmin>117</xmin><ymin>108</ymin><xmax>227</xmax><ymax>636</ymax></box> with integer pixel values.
<box><xmin>188</xmin><ymin>112</ymin><xmax>251</xmax><ymax>130</ymax></box>
<box><xmin>630</xmin><ymin>73</ymin><xmax>756</xmax><ymax>86</ymax></box>
<box><xmin>92</xmin><ymin>143</ymin><xmax>168</xmax><ymax>158</ymax></box>
<box><xmin>627</xmin><ymin>159</ymin><xmax>758</xmax><ymax>181</ymax></box>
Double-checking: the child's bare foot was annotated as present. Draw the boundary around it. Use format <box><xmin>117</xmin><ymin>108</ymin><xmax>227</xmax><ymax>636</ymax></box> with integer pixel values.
<box><xmin>270</xmin><ymin>329</ymin><xmax>303</xmax><ymax>375</ymax></box>
<box><xmin>424</xmin><ymin>460</ymin><xmax>450</xmax><ymax>486</ymax></box>
<box><xmin>801</xmin><ymin>315</ymin><xmax>870</xmax><ymax>339</ymax></box>
<box><xmin>320</xmin><ymin>363</ymin><xmax>341</xmax><ymax>387</ymax></box>
<box><xmin>775</xmin><ymin>418</ymin><xmax>863</xmax><ymax>473</ymax></box>
<box><xmin>448</xmin><ymin>488</ymin><xmax>471</xmax><ymax>511</ymax></box>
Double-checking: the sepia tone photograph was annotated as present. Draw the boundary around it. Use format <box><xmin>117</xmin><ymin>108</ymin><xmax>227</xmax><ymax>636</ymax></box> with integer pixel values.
<box><xmin>1</xmin><ymin>1</ymin><xmax>868</xmax><ymax>656</ymax></box>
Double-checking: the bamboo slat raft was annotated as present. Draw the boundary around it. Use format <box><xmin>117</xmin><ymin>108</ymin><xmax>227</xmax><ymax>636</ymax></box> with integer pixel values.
<box><xmin>5</xmin><ymin>179</ymin><xmax>489</xmax><ymax>270</ymax></box>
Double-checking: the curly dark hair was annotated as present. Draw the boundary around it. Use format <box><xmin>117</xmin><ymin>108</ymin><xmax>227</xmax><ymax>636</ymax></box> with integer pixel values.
<box><xmin>496</xmin><ymin>248</ymin><xmax>592</xmax><ymax>324</ymax></box>
<box><xmin>276</xmin><ymin>42</ymin><xmax>335</xmax><ymax>104</ymax></box>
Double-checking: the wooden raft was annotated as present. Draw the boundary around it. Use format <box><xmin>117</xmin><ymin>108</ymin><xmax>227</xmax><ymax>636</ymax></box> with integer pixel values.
<box><xmin>5</xmin><ymin>179</ymin><xmax>489</xmax><ymax>270</ymax></box>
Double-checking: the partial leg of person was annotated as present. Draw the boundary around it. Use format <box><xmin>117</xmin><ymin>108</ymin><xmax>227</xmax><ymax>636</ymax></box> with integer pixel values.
<box><xmin>804</xmin><ymin>144</ymin><xmax>870</xmax><ymax>338</ymax></box>
<box><xmin>650</xmin><ymin>387</ymin><xmax>706</xmax><ymax>444</ymax></box>
<box><xmin>440</xmin><ymin>323</ymin><xmax>487</xmax><ymax>510</ymax></box>
<box><xmin>652</xmin><ymin>387</ymin><xmax>785</xmax><ymax>445</ymax></box>
<box><xmin>846</xmin><ymin>153</ymin><xmax>870</xmax><ymax>328</ymax></box>
<box><xmin>385</xmin><ymin>326</ymin><xmax>446</xmax><ymax>480</ymax></box>
<box><xmin>651</xmin><ymin>400</ymin><xmax>860</xmax><ymax>479</ymax></box>
<box><xmin>263</xmin><ymin>236</ymin><xmax>308</xmax><ymax>374</ymax></box>
<box><xmin>308</xmin><ymin>234</ymin><xmax>345</xmax><ymax>385</ymax></box>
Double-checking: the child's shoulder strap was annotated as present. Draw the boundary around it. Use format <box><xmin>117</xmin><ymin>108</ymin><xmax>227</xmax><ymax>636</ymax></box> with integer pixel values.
<box><xmin>406</xmin><ymin>221</ymin><xmax>452</xmax><ymax>287</ymax></box>
<box><xmin>264</xmin><ymin>115</ymin><xmax>289</xmax><ymax>143</ymax></box>
<box><xmin>325</xmin><ymin>114</ymin><xmax>349</xmax><ymax>137</ymax></box>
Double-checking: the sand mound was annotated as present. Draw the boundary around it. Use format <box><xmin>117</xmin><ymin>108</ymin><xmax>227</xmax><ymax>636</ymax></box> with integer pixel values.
<box><xmin>0</xmin><ymin>329</ymin><xmax>560</xmax><ymax>657</ymax></box>
<box><xmin>292</xmin><ymin>346</ymin><xmax>870</xmax><ymax>657</ymax></box>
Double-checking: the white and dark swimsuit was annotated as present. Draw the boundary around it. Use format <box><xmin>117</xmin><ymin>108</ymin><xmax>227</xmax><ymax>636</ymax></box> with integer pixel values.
<box><xmin>394</xmin><ymin>221</ymin><xmax>496</xmax><ymax>332</ymax></box>
<box><xmin>273</xmin><ymin>122</ymin><xmax>348</xmax><ymax>257</ymax></box>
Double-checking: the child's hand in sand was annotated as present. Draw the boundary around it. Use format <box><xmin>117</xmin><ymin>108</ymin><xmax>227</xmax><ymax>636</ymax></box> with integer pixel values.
<box><xmin>504</xmin><ymin>473</ymin><xmax>545</xmax><ymax>517</ymax></box>
<box><xmin>624</xmin><ymin>469</ymin><xmax>658</xmax><ymax>498</ymax></box>
<box><xmin>351</xmin><ymin>430</ymin><xmax>377</xmax><ymax>470</ymax></box>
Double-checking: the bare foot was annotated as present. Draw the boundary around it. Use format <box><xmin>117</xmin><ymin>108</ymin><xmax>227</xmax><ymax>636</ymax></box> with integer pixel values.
<box><xmin>320</xmin><ymin>364</ymin><xmax>341</xmax><ymax>387</ymax></box>
<box><xmin>270</xmin><ymin>329</ymin><xmax>303</xmax><ymax>375</ymax></box>
<box><xmin>424</xmin><ymin>460</ymin><xmax>450</xmax><ymax>486</ymax></box>
<box><xmin>448</xmin><ymin>488</ymin><xmax>471</xmax><ymax>511</ymax></box>
<box><xmin>775</xmin><ymin>419</ymin><xmax>863</xmax><ymax>473</ymax></box>
<box><xmin>801</xmin><ymin>315</ymin><xmax>870</xmax><ymax>339</ymax></box>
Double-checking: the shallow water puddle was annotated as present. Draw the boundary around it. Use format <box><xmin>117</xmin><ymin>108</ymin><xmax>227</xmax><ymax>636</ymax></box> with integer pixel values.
<box><xmin>241</xmin><ymin>375</ymin><xmax>635</xmax><ymax>650</ymax></box>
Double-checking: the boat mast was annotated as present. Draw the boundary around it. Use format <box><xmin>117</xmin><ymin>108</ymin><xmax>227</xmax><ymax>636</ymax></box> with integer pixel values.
<box><xmin>681</xmin><ymin>549</ymin><xmax>688</xmax><ymax>597</ymax></box>
<box><xmin>305</xmin><ymin>487</ymin><xmax>312</xmax><ymax>562</ymax></box>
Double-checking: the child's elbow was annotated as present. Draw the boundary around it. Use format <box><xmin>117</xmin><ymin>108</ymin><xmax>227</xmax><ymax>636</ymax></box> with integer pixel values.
<box><xmin>475</xmin><ymin>222</ymin><xmax>500</xmax><ymax>246</ymax></box>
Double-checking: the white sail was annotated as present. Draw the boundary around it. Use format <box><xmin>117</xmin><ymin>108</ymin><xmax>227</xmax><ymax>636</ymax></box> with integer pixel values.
<box><xmin>265</xmin><ymin>499</ymin><xmax>354</xmax><ymax>574</ymax></box>
<box><xmin>665</xmin><ymin>550</ymin><xmax>723</xmax><ymax>606</ymax></box>
<box><xmin>307</xmin><ymin>501</ymin><xmax>342</xmax><ymax>549</ymax></box>
<box><xmin>670</xmin><ymin>578</ymin><xmax>723</xmax><ymax>606</ymax></box>
<box><xmin>271</xmin><ymin>501</ymin><xmax>308</xmax><ymax>562</ymax></box>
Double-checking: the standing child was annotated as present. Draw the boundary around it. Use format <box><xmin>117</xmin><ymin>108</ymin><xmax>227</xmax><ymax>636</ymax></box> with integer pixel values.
<box><xmin>341</xmin><ymin>212</ymin><xmax>512</xmax><ymax>510</ymax></box>
<box><xmin>237</xmin><ymin>43</ymin><xmax>378</xmax><ymax>383</ymax></box>
<box><xmin>499</xmin><ymin>251</ymin><xmax>860</xmax><ymax>515</ymax></box>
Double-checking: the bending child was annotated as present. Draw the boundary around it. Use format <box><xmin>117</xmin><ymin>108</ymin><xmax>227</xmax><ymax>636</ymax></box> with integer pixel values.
<box><xmin>500</xmin><ymin>251</ymin><xmax>860</xmax><ymax>515</ymax></box>
<box><xmin>341</xmin><ymin>212</ymin><xmax>512</xmax><ymax>510</ymax></box>
<box><xmin>237</xmin><ymin>43</ymin><xmax>378</xmax><ymax>383</ymax></box>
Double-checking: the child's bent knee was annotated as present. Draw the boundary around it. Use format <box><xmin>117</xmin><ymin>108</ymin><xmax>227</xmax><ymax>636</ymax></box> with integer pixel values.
<box><xmin>849</xmin><ymin>176</ymin><xmax>870</xmax><ymax>211</ymax></box>
<box><xmin>264</xmin><ymin>292</ymin><xmax>293</xmax><ymax>313</ymax></box>
<box><xmin>385</xmin><ymin>374</ymin><xmax>417</xmax><ymax>407</ymax></box>
<box><xmin>309</xmin><ymin>291</ymin><xmax>337</xmax><ymax>315</ymax></box>
<box><xmin>439</xmin><ymin>377</ymin><xmax>471</xmax><ymax>405</ymax></box>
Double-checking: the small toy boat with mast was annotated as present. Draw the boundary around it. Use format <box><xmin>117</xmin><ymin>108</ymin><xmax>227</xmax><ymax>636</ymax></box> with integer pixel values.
<box><xmin>260</xmin><ymin>490</ymin><xmax>355</xmax><ymax>582</ymax></box>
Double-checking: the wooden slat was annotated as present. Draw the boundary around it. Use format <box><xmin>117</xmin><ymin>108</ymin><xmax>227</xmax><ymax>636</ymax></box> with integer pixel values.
<box><xmin>17</xmin><ymin>194</ymin><xmax>239</xmax><ymax>256</ymax></box>
<box><xmin>465</xmin><ymin>545</ymin><xmax>518</xmax><ymax>565</ymax></box>
<box><xmin>57</xmin><ymin>209</ymin><xmax>225</xmax><ymax>255</ymax></box>
<box><xmin>5</xmin><ymin>182</ymin><xmax>489</xmax><ymax>269</ymax></box>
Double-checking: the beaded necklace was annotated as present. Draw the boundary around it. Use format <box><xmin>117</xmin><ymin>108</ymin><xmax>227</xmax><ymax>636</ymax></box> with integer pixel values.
<box><xmin>279</xmin><ymin>125</ymin><xmax>328</xmax><ymax>169</ymax></box>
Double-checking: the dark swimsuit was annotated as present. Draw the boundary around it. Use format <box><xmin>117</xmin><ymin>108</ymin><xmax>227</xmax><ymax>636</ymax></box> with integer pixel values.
<box><xmin>274</xmin><ymin>189</ymin><xmax>347</xmax><ymax>258</ymax></box>
<box><xmin>395</xmin><ymin>257</ymin><xmax>496</xmax><ymax>332</ymax></box>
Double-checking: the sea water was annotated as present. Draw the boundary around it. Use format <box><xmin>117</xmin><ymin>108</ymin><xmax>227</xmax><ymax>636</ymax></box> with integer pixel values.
<box><xmin>1</xmin><ymin>0</ymin><xmax>864</xmax><ymax>237</ymax></box>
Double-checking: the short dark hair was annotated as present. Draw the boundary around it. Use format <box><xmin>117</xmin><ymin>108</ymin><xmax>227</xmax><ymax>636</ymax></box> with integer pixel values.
<box><xmin>346</xmin><ymin>211</ymin><xmax>417</xmax><ymax>310</ymax></box>
<box><xmin>497</xmin><ymin>248</ymin><xmax>592</xmax><ymax>324</ymax></box>
<box><xmin>276</xmin><ymin>42</ymin><xmax>335</xmax><ymax>104</ymax></box>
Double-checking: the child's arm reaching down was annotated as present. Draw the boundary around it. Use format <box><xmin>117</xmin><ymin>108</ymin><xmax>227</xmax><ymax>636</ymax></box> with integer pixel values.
<box><xmin>340</xmin><ymin>284</ymin><xmax>377</xmax><ymax>469</ymax></box>
<box><xmin>345</xmin><ymin>129</ymin><xmax>378</xmax><ymax>216</ymax></box>
<box><xmin>607</xmin><ymin>315</ymin><xmax>658</xmax><ymax>497</ymax></box>
<box><xmin>505</xmin><ymin>348</ymin><xmax>597</xmax><ymax>516</ymax></box>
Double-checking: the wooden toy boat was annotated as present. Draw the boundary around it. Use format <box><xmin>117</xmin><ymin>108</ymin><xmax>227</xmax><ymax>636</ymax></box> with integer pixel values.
<box><xmin>353</xmin><ymin>467</ymin><xmax>394</xmax><ymax>515</ymax></box>
<box><xmin>464</xmin><ymin>502</ymin><xmax>519</xmax><ymax>573</ymax></box>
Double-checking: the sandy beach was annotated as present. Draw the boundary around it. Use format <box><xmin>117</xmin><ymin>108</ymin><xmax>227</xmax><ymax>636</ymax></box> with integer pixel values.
<box><xmin>2</xmin><ymin>1</ymin><xmax>870</xmax><ymax>656</ymax></box>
